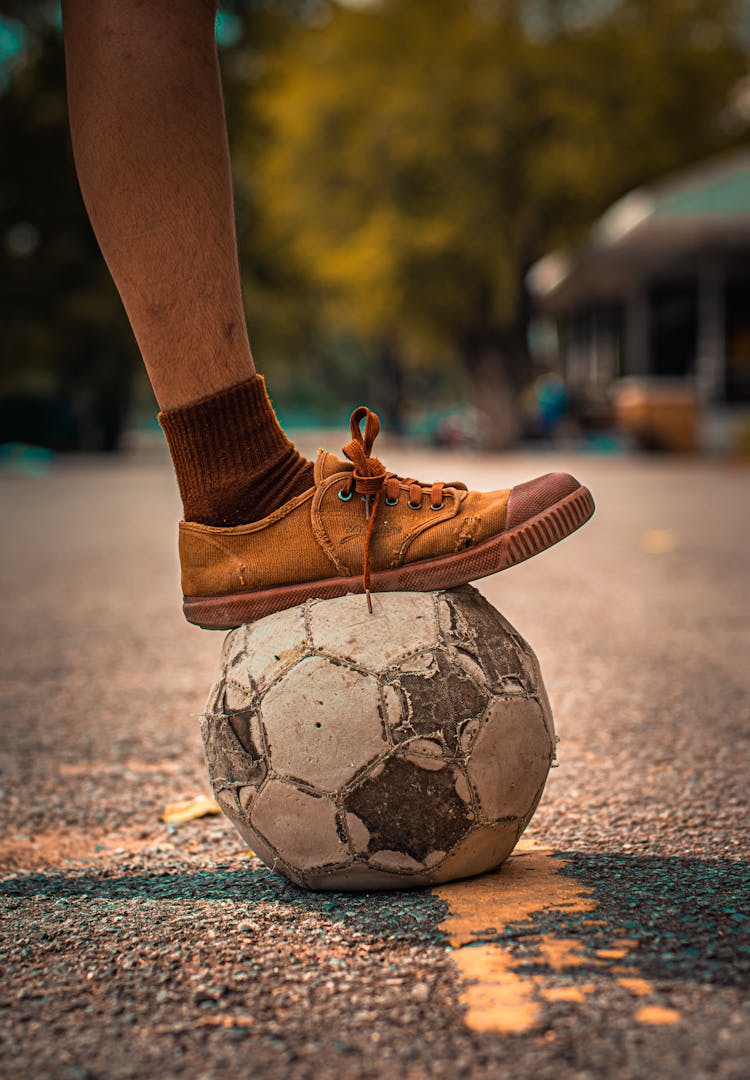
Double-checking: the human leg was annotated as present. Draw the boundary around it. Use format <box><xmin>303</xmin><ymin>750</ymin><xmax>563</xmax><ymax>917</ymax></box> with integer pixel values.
<box><xmin>61</xmin><ymin>0</ymin><xmax>593</xmax><ymax>622</ymax></box>
<box><xmin>62</xmin><ymin>0</ymin><xmax>252</xmax><ymax>407</ymax></box>
<box><xmin>61</xmin><ymin>0</ymin><xmax>313</xmax><ymax>524</ymax></box>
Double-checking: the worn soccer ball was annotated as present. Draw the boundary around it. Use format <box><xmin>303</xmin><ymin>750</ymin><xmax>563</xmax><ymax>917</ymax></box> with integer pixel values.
<box><xmin>201</xmin><ymin>585</ymin><xmax>555</xmax><ymax>891</ymax></box>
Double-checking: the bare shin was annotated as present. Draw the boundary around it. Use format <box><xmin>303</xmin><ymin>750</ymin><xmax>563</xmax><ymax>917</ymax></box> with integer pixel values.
<box><xmin>61</xmin><ymin>0</ymin><xmax>255</xmax><ymax>409</ymax></box>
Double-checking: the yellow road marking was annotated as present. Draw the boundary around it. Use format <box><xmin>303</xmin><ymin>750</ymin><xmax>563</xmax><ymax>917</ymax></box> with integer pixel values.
<box><xmin>434</xmin><ymin>840</ymin><xmax>595</xmax><ymax>1034</ymax></box>
<box><xmin>618</xmin><ymin>978</ymin><xmax>653</xmax><ymax>997</ymax></box>
<box><xmin>540</xmin><ymin>986</ymin><xmax>588</xmax><ymax>1003</ymax></box>
<box><xmin>436</xmin><ymin>840</ymin><xmax>595</xmax><ymax>947</ymax></box>
<box><xmin>596</xmin><ymin>947</ymin><xmax>631</xmax><ymax>960</ymax></box>
<box><xmin>635</xmin><ymin>1006</ymin><xmax>681</xmax><ymax>1025</ymax></box>
<box><xmin>536</xmin><ymin>935</ymin><xmax>590</xmax><ymax>969</ymax></box>
<box><xmin>451</xmin><ymin>943</ymin><xmax>539</xmax><ymax>1033</ymax></box>
<box><xmin>434</xmin><ymin>839</ymin><xmax>681</xmax><ymax>1034</ymax></box>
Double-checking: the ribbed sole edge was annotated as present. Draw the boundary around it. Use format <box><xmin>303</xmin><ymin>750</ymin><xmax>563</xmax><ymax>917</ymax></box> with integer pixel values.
<box><xmin>184</xmin><ymin>485</ymin><xmax>595</xmax><ymax>630</ymax></box>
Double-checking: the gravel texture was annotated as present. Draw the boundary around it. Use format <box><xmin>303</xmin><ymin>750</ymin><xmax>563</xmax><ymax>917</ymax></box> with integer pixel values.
<box><xmin>1</xmin><ymin>442</ymin><xmax>748</xmax><ymax>1078</ymax></box>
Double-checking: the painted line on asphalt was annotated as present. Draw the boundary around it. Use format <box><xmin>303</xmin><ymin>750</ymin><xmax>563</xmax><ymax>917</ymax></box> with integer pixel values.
<box><xmin>434</xmin><ymin>840</ymin><xmax>682</xmax><ymax>1034</ymax></box>
<box><xmin>434</xmin><ymin>839</ymin><xmax>594</xmax><ymax>1033</ymax></box>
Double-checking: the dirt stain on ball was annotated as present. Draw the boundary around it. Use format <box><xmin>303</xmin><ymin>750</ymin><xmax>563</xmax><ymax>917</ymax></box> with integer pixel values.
<box><xmin>344</xmin><ymin>758</ymin><xmax>472</xmax><ymax>863</ymax></box>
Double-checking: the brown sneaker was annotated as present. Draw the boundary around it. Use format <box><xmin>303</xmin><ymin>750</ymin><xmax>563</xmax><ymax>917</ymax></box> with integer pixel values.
<box><xmin>180</xmin><ymin>407</ymin><xmax>594</xmax><ymax>629</ymax></box>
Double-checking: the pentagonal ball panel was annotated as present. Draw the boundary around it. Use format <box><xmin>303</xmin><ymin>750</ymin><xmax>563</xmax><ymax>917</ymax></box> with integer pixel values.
<box><xmin>385</xmin><ymin>649</ymin><xmax>488</xmax><ymax>749</ymax></box>
<box><xmin>344</xmin><ymin>756</ymin><xmax>473</xmax><ymax>866</ymax></box>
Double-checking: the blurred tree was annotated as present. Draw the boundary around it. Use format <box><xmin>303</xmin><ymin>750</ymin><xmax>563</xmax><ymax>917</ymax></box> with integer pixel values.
<box><xmin>249</xmin><ymin>0</ymin><xmax>750</xmax><ymax>445</ymax></box>
<box><xmin>220</xmin><ymin>0</ymin><xmax>370</xmax><ymax>421</ymax></box>
<box><xmin>1</xmin><ymin>1</ymin><xmax>747</xmax><ymax>447</ymax></box>
<box><xmin>0</xmin><ymin>19</ymin><xmax>138</xmax><ymax>450</ymax></box>
<box><xmin>0</xmin><ymin>1</ymin><xmax>315</xmax><ymax>449</ymax></box>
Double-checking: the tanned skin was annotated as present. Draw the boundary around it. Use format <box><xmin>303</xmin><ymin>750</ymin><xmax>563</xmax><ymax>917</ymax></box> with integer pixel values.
<box><xmin>61</xmin><ymin>0</ymin><xmax>255</xmax><ymax>409</ymax></box>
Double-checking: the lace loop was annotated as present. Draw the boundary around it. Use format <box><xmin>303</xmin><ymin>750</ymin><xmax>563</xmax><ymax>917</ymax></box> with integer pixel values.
<box><xmin>341</xmin><ymin>406</ymin><xmax>452</xmax><ymax>611</ymax></box>
<box><xmin>385</xmin><ymin>477</ymin><xmax>400</xmax><ymax>503</ymax></box>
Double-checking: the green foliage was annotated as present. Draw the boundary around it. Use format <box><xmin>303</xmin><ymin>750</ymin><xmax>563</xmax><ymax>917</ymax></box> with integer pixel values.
<box><xmin>1</xmin><ymin>0</ymin><xmax>748</xmax><ymax>446</ymax></box>
<box><xmin>0</xmin><ymin>25</ymin><xmax>137</xmax><ymax>449</ymax></box>
<box><xmin>244</xmin><ymin>0</ymin><xmax>749</xmax><ymax>440</ymax></box>
<box><xmin>0</xmin><ymin>2</ymin><xmax>310</xmax><ymax>447</ymax></box>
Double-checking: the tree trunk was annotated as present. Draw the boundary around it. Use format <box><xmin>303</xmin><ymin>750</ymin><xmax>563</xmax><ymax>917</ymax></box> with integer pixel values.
<box><xmin>471</xmin><ymin>350</ymin><xmax>522</xmax><ymax>451</ymax></box>
<box><xmin>461</xmin><ymin>279</ymin><xmax>533</xmax><ymax>450</ymax></box>
<box><xmin>373</xmin><ymin>340</ymin><xmax>407</xmax><ymax>435</ymax></box>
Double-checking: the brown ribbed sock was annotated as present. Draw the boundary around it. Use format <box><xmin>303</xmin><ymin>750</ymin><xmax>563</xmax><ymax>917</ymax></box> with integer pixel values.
<box><xmin>158</xmin><ymin>375</ymin><xmax>314</xmax><ymax>526</ymax></box>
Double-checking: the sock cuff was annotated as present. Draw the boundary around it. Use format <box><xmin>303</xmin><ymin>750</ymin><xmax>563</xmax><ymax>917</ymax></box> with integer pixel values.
<box><xmin>158</xmin><ymin>374</ymin><xmax>296</xmax><ymax>510</ymax></box>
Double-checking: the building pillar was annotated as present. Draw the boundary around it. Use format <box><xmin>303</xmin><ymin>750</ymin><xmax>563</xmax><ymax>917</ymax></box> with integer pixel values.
<box><xmin>625</xmin><ymin>287</ymin><xmax>649</xmax><ymax>376</ymax></box>
<box><xmin>696</xmin><ymin>259</ymin><xmax>725</xmax><ymax>402</ymax></box>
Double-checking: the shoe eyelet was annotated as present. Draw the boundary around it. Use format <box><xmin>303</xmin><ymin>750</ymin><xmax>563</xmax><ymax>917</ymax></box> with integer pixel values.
<box><xmin>430</xmin><ymin>502</ymin><xmax>444</xmax><ymax>511</ymax></box>
<box><xmin>338</xmin><ymin>489</ymin><xmax>353</xmax><ymax>502</ymax></box>
<box><xmin>385</xmin><ymin>496</ymin><xmax>399</xmax><ymax>506</ymax></box>
<box><xmin>407</xmin><ymin>500</ymin><xmax>422</xmax><ymax>510</ymax></box>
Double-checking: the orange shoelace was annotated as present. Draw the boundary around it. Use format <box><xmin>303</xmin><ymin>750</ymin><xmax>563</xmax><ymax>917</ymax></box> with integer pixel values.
<box><xmin>341</xmin><ymin>406</ymin><xmax>464</xmax><ymax>612</ymax></box>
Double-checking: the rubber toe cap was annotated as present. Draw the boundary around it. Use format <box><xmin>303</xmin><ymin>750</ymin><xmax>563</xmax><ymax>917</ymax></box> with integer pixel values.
<box><xmin>505</xmin><ymin>472</ymin><xmax>580</xmax><ymax>531</ymax></box>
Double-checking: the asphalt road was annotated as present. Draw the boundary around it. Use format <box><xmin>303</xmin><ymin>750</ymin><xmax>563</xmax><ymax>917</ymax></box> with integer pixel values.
<box><xmin>1</xmin><ymin>438</ymin><xmax>748</xmax><ymax>1079</ymax></box>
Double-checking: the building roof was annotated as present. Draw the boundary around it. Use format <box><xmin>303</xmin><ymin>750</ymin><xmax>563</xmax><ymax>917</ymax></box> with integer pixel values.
<box><xmin>528</xmin><ymin>148</ymin><xmax>750</xmax><ymax>311</ymax></box>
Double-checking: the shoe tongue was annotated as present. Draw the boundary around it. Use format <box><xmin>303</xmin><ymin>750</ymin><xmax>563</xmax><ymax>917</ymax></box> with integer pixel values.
<box><xmin>314</xmin><ymin>448</ymin><xmax>354</xmax><ymax>484</ymax></box>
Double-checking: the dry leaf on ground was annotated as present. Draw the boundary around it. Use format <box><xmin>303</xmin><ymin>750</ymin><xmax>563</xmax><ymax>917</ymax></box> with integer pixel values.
<box><xmin>161</xmin><ymin>794</ymin><xmax>222</xmax><ymax>824</ymax></box>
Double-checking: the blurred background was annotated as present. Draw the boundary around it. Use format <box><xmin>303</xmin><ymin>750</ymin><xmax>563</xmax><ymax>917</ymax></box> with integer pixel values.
<box><xmin>1</xmin><ymin>0</ymin><xmax>749</xmax><ymax>457</ymax></box>
<box><xmin>2</xmin><ymin>7</ymin><xmax>749</xmax><ymax>1068</ymax></box>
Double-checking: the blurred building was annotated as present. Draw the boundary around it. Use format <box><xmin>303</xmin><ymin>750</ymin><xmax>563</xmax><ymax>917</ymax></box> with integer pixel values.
<box><xmin>528</xmin><ymin>149</ymin><xmax>750</xmax><ymax>447</ymax></box>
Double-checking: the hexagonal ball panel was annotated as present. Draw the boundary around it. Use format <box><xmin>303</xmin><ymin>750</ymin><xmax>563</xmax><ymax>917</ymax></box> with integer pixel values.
<box><xmin>429</xmin><ymin>821</ymin><xmax>519</xmax><ymax>884</ymax></box>
<box><xmin>385</xmin><ymin>648</ymin><xmax>488</xmax><ymax>749</ymax></box>
<box><xmin>243</xmin><ymin>604</ymin><xmax>308</xmax><ymax>692</ymax></box>
<box><xmin>308</xmin><ymin>592</ymin><xmax>438</xmax><ymax>672</ymax></box>
<box><xmin>468</xmin><ymin>697</ymin><xmax>553</xmax><ymax>822</ymax></box>
<box><xmin>250</xmin><ymin>779</ymin><xmax>349</xmax><ymax>871</ymax></box>
<box><xmin>517</xmin><ymin>638</ymin><xmax>556</xmax><ymax>744</ymax></box>
<box><xmin>261</xmin><ymin>655</ymin><xmax>387</xmax><ymax>791</ymax></box>
<box><xmin>437</xmin><ymin>587</ymin><xmax>528</xmax><ymax>690</ymax></box>
<box><xmin>302</xmin><ymin>863</ymin><xmax>430</xmax><ymax>892</ymax></box>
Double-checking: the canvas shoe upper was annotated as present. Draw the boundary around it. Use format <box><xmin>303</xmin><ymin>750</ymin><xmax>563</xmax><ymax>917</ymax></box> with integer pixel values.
<box><xmin>179</xmin><ymin>406</ymin><xmax>594</xmax><ymax>628</ymax></box>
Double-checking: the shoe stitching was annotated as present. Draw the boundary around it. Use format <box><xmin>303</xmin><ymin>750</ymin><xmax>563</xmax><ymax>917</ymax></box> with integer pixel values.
<box><xmin>180</xmin><ymin>486</ymin><xmax>314</xmax><ymax>535</ymax></box>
